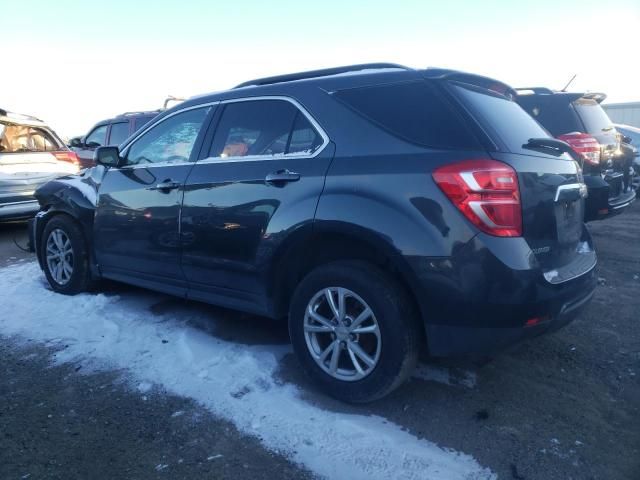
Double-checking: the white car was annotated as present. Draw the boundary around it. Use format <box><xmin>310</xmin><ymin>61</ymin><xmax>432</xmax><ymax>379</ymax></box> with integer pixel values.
<box><xmin>0</xmin><ymin>108</ymin><xmax>79</xmax><ymax>221</ymax></box>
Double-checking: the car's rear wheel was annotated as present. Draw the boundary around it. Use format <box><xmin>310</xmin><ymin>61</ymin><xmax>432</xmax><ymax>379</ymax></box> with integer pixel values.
<box><xmin>41</xmin><ymin>215</ymin><xmax>93</xmax><ymax>295</ymax></box>
<box><xmin>289</xmin><ymin>261</ymin><xmax>421</xmax><ymax>403</ymax></box>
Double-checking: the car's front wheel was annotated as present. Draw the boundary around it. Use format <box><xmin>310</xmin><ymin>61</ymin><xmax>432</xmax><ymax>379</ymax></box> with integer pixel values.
<box><xmin>289</xmin><ymin>261</ymin><xmax>421</xmax><ymax>403</ymax></box>
<box><xmin>41</xmin><ymin>215</ymin><xmax>93</xmax><ymax>295</ymax></box>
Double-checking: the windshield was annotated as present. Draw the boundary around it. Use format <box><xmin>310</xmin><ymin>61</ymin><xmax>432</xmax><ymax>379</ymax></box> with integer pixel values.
<box><xmin>573</xmin><ymin>100</ymin><xmax>613</xmax><ymax>133</ymax></box>
<box><xmin>0</xmin><ymin>121</ymin><xmax>63</xmax><ymax>155</ymax></box>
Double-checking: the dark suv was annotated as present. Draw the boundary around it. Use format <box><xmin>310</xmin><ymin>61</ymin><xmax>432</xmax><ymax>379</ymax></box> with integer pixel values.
<box><xmin>515</xmin><ymin>88</ymin><xmax>636</xmax><ymax>221</ymax></box>
<box><xmin>30</xmin><ymin>64</ymin><xmax>597</xmax><ymax>402</ymax></box>
<box><xmin>69</xmin><ymin>111</ymin><xmax>160</xmax><ymax>168</ymax></box>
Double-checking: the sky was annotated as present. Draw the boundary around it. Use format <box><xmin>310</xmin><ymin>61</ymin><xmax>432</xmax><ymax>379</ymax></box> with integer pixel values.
<box><xmin>3</xmin><ymin>0</ymin><xmax>639</xmax><ymax>138</ymax></box>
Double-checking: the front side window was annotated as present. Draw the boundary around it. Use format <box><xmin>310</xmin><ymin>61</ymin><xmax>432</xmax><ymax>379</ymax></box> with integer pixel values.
<box><xmin>85</xmin><ymin>125</ymin><xmax>108</xmax><ymax>148</ymax></box>
<box><xmin>0</xmin><ymin>122</ymin><xmax>62</xmax><ymax>154</ymax></box>
<box><xmin>124</xmin><ymin>107</ymin><xmax>210</xmax><ymax>166</ymax></box>
<box><xmin>108</xmin><ymin>122</ymin><xmax>130</xmax><ymax>146</ymax></box>
<box><xmin>209</xmin><ymin>100</ymin><xmax>324</xmax><ymax>159</ymax></box>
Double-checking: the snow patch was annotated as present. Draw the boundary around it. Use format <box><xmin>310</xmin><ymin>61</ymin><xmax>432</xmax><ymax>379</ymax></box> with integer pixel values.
<box><xmin>0</xmin><ymin>262</ymin><xmax>494</xmax><ymax>480</ymax></box>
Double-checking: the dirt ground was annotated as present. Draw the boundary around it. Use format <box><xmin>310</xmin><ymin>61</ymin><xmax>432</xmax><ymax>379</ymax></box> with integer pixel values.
<box><xmin>1</xmin><ymin>202</ymin><xmax>639</xmax><ymax>479</ymax></box>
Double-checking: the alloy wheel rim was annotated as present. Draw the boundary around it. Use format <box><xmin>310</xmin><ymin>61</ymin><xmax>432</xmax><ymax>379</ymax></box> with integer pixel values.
<box><xmin>303</xmin><ymin>287</ymin><xmax>381</xmax><ymax>382</ymax></box>
<box><xmin>46</xmin><ymin>228</ymin><xmax>74</xmax><ymax>285</ymax></box>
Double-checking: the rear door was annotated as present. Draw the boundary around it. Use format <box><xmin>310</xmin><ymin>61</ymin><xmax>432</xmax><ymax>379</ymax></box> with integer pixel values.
<box><xmin>180</xmin><ymin>98</ymin><xmax>332</xmax><ymax>313</ymax></box>
<box><xmin>93</xmin><ymin>105</ymin><xmax>214</xmax><ymax>294</ymax></box>
<box><xmin>450</xmin><ymin>82</ymin><xmax>591</xmax><ymax>277</ymax></box>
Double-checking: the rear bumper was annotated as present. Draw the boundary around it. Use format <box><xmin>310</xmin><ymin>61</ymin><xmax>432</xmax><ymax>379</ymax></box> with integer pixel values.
<box><xmin>406</xmin><ymin>232</ymin><xmax>597</xmax><ymax>356</ymax></box>
<box><xmin>424</xmin><ymin>281</ymin><xmax>595</xmax><ymax>356</ymax></box>
<box><xmin>584</xmin><ymin>173</ymin><xmax>636</xmax><ymax>221</ymax></box>
<box><xmin>0</xmin><ymin>200</ymin><xmax>39</xmax><ymax>221</ymax></box>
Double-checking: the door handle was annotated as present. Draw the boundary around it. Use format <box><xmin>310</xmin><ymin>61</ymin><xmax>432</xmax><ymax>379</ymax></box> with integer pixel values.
<box><xmin>265</xmin><ymin>169</ymin><xmax>300</xmax><ymax>184</ymax></box>
<box><xmin>147</xmin><ymin>180</ymin><xmax>181</xmax><ymax>191</ymax></box>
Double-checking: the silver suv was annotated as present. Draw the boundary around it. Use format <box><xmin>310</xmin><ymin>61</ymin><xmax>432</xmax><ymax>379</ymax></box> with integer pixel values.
<box><xmin>0</xmin><ymin>108</ymin><xmax>79</xmax><ymax>221</ymax></box>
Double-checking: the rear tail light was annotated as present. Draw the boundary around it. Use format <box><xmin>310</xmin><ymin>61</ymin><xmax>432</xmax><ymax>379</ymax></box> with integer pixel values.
<box><xmin>432</xmin><ymin>159</ymin><xmax>522</xmax><ymax>237</ymax></box>
<box><xmin>557</xmin><ymin>132</ymin><xmax>600</xmax><ymax>165</ymax></box>
<box><xmin>53</xmin><ymin>151</ymin><xmax>80</xmax><ymax>166</ymax></box>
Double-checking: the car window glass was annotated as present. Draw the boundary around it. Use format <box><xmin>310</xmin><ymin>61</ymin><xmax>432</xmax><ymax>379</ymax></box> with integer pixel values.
<box><xmin>518</xmin><ymin>98</ymin><xmax>581</xmax><ymax>136</ymax></box>
<box><xmin>209</xmin><ymin>100</ymin><xmax>300</xmax><ymax>159</ymax></box>
<box><xmin>287</xmin><ymin>113</ymin><xmax>323</xmax><ymax>155</ymax></box>
<box><xmin>453</xmin><ymin>84</ymin><xmax>550</xmax><ymax>154</ymax></box>
<box><xmin>108</xmin><ymin>122</ymin><xmax>130</xmax><ymax>146</ymax></box>
<box><xmin>0</xmin><ymin>123</ymin><xmax>61</xmax><ymax>154</ymax></box>
<box><xmin>85</xmin><ymin>125</ymin><xmax>108</xmax><ymax>147</ymax></box>
<box><xmin>333</xmin><ymin>80</ymin><xmax>479</xmax><ymax>149</ymax></box>
<box><xmin>134</xmin><ymin>116</ymin><xmax>154</xmax><ymax>132</ymax></box>
<box><xmin>124</xmin><ymin>107</ymin><xmax>210</xmax><ymax>166</ymax></box>
<box><xmin>573</xmin><ymin>100</ymin><xmax>613</xmax><ymax>133</ymax></box>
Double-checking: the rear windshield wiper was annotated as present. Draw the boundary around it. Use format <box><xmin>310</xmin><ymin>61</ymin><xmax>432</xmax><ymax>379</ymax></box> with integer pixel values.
<box><xmin>522</xmin><ymin>138</ymin><xmax>581</xmax><ymax>162</ymax></box>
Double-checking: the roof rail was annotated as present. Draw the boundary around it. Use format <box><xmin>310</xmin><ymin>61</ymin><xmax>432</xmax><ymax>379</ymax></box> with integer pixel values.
<box><xmin>116</xmin><ymin>110</ymin><xmax>162</xmax><ymax>118</ymax></box>
<box><xmin>515</xmin><ymin>87</ymin><xmax>555</xmax><ymax>95</ymax></box>
<box><xmin>0</xmin><ymin>108</ymin><xmax>44</xmax><ymax>122</ymax></box>
<box><xmin>234</xmin><ymin>63</ymin><xmax>412</xmax><ymax>89</ymax></box>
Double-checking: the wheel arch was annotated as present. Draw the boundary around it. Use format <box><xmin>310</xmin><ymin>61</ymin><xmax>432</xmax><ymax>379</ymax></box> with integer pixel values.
<box><xmin>268</xmin><ymin>222</ymin><xmax>428</xmax><ymax>337</ymax></box>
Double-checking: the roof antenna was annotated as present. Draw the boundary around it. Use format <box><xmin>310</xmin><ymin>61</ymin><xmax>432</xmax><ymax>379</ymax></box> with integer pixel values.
<box><xmin>560</xmin><ymin>74</ymin><xmax>577</xmax><ymax>92</ymax></box>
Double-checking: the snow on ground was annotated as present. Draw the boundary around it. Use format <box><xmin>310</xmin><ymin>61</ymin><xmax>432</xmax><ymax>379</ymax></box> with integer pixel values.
<box><xmin>0</xmin><ymin>262</ymin><xmax>494</xmax><ymax>480</ymax></box>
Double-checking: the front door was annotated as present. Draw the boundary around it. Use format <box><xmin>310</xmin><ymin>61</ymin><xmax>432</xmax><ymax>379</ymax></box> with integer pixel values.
<box><xmin>181</xmin><ymin>98</ymin><xmax>333</xmax><ymax>313</ymax></box>
<box><xmin>94</xmin><ymin>105</ymin><xmax>214</xmax><ymax>294</ymax></box>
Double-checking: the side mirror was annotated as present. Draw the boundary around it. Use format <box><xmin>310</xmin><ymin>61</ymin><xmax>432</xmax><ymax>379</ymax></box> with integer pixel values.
<box><xmin>69</xmin><ymin>137</ymin><xmax>83</xmax><ymax>148</ymax></box>
<box><xmin>94</xmin><ymin>146</ymin><xmax>123</xmax><ymax>168</ymax></box>
<box><xmin>621</xmin><ymin>134</ymin><xmax>633</xmax><ymax>145</ymax></box>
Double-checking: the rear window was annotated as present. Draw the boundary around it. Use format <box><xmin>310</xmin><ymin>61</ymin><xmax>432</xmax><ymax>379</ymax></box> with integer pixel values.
<box><xmin>517</xmin><ymin>97</ymin><xmax>582</xmax><ymax>136</ymax></box>
<box><xmin>453</xmin><ymin>84</ymin><xmax>550</xmax><ymax>155</ymax></box>
<box><xmin>573</xmin><ymin>100</ymin><xmax>613</xmax><ymax>134</ymax></box>
<box><xmin>332</xmin><ymin>80</ymin><xmax>479</xmax><ymax>149</ymax></box>
<box><xmin>0</xmin><ymin>122</ymin><xmax>62</xmax><ymax>155</ymax></box>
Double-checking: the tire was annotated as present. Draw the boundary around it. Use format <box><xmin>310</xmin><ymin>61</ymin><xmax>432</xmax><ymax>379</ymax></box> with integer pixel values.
<box><xmin>289</xmin><ymin>261</ymin><xmax>421</xmax><ymax>403</ymax></box>
<box><xmin>40</xmin><ymin>215</ymin><xmax>93</xmax><ymax>295</ymax></box>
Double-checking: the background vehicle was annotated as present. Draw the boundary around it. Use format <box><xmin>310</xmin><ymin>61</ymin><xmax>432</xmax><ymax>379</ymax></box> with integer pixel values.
<box><xmin>30</xmin><ymin>64</ymin><xmax>596</xmax><ymax>402</ymax></box>
<box><xmin>516</xmin><ymin>88</ymin><xmax>636</xmax><ymax>221</ymax></box>
<box><xmin>69</xmin><ymin>110</ymin><xmax>160</xmax><ymax>168</ymax></box>
<box><xmin>0</xmin><ymin>108</ymin><xmax>79</xmax><ymax>221</ymax></box>
<box><xmin>615</xmin><ymin>124</ymin><xmax>640</xmax><ymax>190</ymax></box>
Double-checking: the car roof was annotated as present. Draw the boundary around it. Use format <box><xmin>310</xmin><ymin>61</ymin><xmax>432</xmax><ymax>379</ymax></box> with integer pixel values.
<box><xmin>174</xmin><ymin>63</ymin><xmax>516</xmax><ymax>113</ymax></box>
<box><xmin>0</xmin><ymin>108</ymin><xmax>50</xmax><ymax>128</ymax></box>
<box><xmin>515</xmin><ymin>88</ymin><xmax>607</xmax><ymax>104</ymax></box>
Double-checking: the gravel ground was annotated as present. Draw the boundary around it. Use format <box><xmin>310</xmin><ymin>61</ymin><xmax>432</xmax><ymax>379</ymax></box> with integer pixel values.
<box><xmin>1</xmin><ymin>202</ymin><xmax>639</xmax><ymax>479</ymax></box>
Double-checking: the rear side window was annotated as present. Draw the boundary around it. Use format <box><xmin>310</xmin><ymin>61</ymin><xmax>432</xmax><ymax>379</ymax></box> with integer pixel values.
<box><xmin>209</xmin><ymin>100</ymin><xmax>324</xmax><ymax>159</ymax></box>
<box><xmin>0</xmin><ymin>122</ymin><xmax>62</xmax><ymax>154</ymax></box>
<box><xmin>453</xmin><ymin>84</ymin><xmax>550</xmax><ymax>155</ymax></box>
<box><xmin>573</xmin><ymin>100</ymin><xmax>613</xmax><ymax>134</ymax></box>
<box><xmin>332</xmin><ymin>80</ymin><xmax>478</xmax><ymax>149</ymax></box>
<box><xmin>108</xmin><ymin>122</ymin><xmax>130</xmax><ymax>146</ymax></box>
